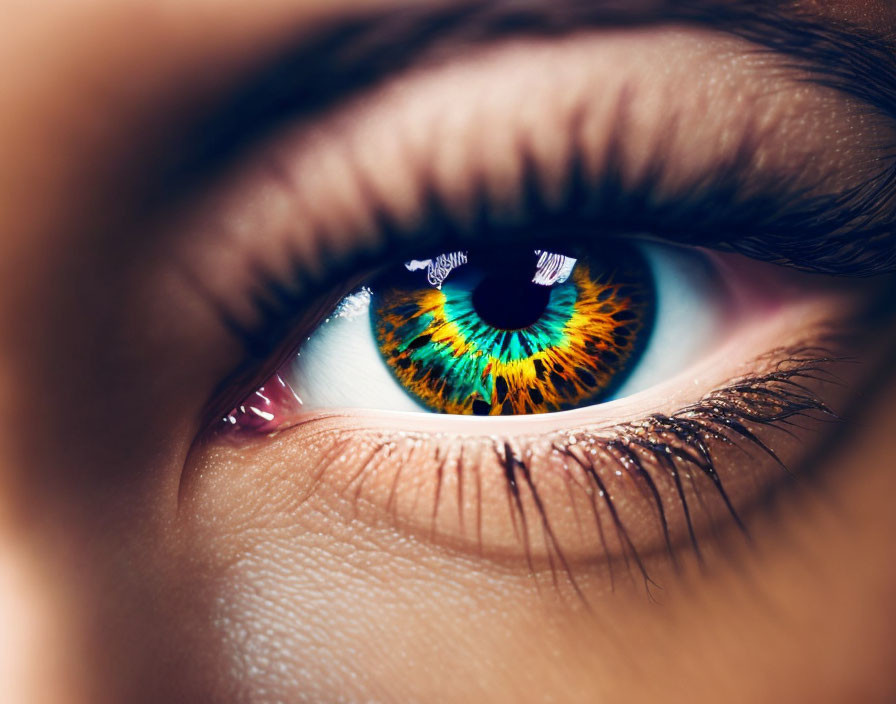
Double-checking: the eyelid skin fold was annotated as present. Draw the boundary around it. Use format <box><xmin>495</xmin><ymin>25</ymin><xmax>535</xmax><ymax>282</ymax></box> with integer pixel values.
<box><xmin>181</xmin><ymin>0</ymin><xmax>896</xmax><ymax>184</ymax></box>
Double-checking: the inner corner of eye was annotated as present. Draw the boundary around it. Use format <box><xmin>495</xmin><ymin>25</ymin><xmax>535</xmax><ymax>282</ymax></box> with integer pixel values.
<box><xmin>250</xmin><ymin>239</ymin><xmax>728</xmax><ymax>423</ymax></box>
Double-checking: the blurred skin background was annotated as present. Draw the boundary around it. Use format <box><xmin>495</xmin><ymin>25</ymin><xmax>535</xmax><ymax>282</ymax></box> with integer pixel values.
<box><xmin>1</xmin><ymin>1</ymin><xmax>896</xmax><ymax>702</ymax></box>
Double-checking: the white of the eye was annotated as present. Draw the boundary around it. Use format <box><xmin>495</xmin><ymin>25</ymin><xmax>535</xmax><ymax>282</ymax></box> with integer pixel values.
<box><xmin>607</xmin><ymin>242</ymin><xmax>726</xmax><ymax>400</ymax></box>
<box><xmin>286</xmin><ymin>288</ymin><xmax>427</xmax><ymax>412</ymax></box>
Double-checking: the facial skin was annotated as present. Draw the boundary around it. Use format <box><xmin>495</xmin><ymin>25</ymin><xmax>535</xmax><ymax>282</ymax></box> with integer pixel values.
<box><xmin>1</xmin><ymin>1</ymin><xmax>895</xmax><ymax>703</ymax></box>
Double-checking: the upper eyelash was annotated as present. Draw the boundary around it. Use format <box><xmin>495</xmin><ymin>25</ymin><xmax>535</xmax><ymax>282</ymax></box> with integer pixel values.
<box><xmin>198</xmin><ymin>90</ymin><xmax>893</xmax><ymax>427</ymax></box>
<box><xmin>268</xmin><ymin>346</ymin><xmax>843</xmax><ymax>603</ymax></box>
<box><xmin>261</xmin><ymin>89</ymin><xmax>896</xmax><ymax>327</ymax></box>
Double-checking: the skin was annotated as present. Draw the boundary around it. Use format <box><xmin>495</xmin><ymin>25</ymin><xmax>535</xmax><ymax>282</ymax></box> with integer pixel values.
<box><xmin>0</xmin><ymin>1</ymin><xmax>894</xmax><ymax>703</ymax></box>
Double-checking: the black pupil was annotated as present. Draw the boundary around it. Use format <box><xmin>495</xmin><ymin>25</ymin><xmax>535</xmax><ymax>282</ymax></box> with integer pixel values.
<box><xmin>472</xmin><ymin>274</ymin><xmax>551</xmax><ymax>331</ymax></box>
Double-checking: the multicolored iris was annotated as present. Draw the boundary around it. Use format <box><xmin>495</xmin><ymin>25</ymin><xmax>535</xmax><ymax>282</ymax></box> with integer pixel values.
<box><xmin>371</xmin><ymin>247</ymin><xmax>654</xmax><ymax>415</ymax></box>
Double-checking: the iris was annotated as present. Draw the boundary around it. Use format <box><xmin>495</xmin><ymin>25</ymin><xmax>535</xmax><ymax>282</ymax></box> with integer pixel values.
<box><xmin>372</xmin><ymin>246</ymin><xmax>655</xmax><ymax>415</ymax></box>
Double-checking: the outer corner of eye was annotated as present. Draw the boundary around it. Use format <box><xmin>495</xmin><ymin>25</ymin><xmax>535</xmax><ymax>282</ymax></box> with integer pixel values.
<box><xmin>248</xmin><ymin>239</ymin><xmax>734</xmax><ymax>424</ymax></box>
<box><xmin>605</xmin><ymin>240</ymin><xmax>731</xmax><ymax>401</ymax></box>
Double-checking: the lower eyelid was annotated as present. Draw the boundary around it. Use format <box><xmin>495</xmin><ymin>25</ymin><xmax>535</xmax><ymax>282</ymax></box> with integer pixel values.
<box><xmin>197</xmin><ymin>333</ymin><xmax>863</xmax><ymax>579</ymax></box>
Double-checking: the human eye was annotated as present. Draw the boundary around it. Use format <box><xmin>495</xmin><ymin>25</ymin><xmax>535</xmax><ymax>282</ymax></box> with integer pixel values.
<box><xmin>180</xmin><ymin>23</ymin><xmax>896</xmax><ymax>596</ymax></box>
<box><xmin>275</xmin><ymin>241</ymin><xmax>729</xmax><ymax>417</ymax></box>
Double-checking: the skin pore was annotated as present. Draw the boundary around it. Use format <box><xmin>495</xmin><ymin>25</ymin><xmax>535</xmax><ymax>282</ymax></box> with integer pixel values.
<box><xmin>0</xmin><ymin>1</ymin><xmax>895</xmax><ymax>703</ymax></box>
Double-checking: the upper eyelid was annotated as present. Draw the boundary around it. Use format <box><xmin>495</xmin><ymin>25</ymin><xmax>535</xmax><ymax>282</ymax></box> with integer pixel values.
<box><xmin>164</xmin><ymin>20</ymin><xmax>892</xmax><ymax>424</ymax></box>
<box><xmin>173</xmin><ymin>0</ymin><xmax>896</xmax><ymax>189</ymax></box>
<box><xmin>222</xmin><ymin>31</ymin><xmax>895</xmax><ymax>275</ymax></box>
<box><xmin>180</xmin><ymin>27</ymin><xmax>896</xmax><ymax>417</ymax></box>
<box><xmin>167</xmin><ymin>11</ymin><xmax>896</xmax><ymax>296</ymax></box>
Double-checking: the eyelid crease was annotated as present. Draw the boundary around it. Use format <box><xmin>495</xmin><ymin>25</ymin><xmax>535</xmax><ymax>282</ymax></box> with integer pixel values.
<box><xmin>176</xmin><ymin>0</ymin><xmax>896</xmax><ymax>190</ymax></box>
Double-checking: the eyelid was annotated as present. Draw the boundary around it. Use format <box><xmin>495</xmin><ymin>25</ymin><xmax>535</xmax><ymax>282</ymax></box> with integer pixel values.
<box><xmin>184</xmin><ymin>0</ymin><xmax>896</xmax><ymax>180</ymax></box>
<box><xmin>177</xmin><ymin>27</ymin><xmax>895</xmax><ymax>320</ymax></box>
<box><xmin>177</xmin><ymin>28</ymin><xmax>895</xmax><ymax>425</ymax></box>
<box><xmin>200</xmin><ymin>338</ymin><xmax>855</xmax><ymax>573</ymax></box>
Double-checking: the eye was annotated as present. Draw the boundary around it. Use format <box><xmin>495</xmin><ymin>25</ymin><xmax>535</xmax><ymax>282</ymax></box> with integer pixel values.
<box><xmin>193</xmin><ymin>27</ymin><xmax>893</xmax><ymax>590</ymax></box>
<box><xmin>281</xmin><ymin>240</ymin><xmax>725</xmax><ymax>416</ymax></box>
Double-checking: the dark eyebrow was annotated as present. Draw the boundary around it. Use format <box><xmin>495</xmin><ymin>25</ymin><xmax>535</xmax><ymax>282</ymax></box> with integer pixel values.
<box><xmin>180</xmin><ymin>0</ymin><xmax>896</xmax><ymax>179</ymax></box>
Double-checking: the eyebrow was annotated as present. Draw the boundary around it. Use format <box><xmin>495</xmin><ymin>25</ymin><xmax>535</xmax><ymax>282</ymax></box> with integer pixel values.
<box><xmin>181</xmin><ymin>0</ymin><xmax>896</xmax><ymax>177</ymax></box>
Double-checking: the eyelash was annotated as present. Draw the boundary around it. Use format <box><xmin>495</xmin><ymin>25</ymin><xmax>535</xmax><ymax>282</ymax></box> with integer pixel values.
<box><xmin>201</xmin><ymin>97</ymin><xmax>891</xmax><ymax>428</ymax></box>
<box><xmin>533</xmin><ymin>348</ymin><xmax>838</xmax><ymax>590</ymax></box>
<box><xmin>179</xmin><ymin>29</ymin><xmax>896</xmax><ymax>603</ymax></box>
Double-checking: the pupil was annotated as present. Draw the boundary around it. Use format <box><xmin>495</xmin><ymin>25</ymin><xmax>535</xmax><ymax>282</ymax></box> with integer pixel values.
<box><xmin>472</xmin><ymin>275</ymin><xmax>551</xmax><ymax>330</ymax></box>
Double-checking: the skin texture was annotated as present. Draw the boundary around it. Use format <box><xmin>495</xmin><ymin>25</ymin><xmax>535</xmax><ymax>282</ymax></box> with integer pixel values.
<box><xmin>0</xmin><ymin>1</ymin><xmax>895</xmax><ymax>703</ymax></box>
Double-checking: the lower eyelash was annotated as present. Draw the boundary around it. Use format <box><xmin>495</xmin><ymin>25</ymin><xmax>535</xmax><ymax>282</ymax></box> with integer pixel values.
<box><xmin>552</xmin><ymin>349</ymin><xmax>840</xmax><ymax>583</ymax></box>
<box><xmin>484</xmin><ymin>348</ymin><xmax>839</xmax><ymax>598</ymax></box>
<box><xmin>239</xmin><ymin>346</ymin><xmax>844</xmax><ymax>602</ymax></box>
